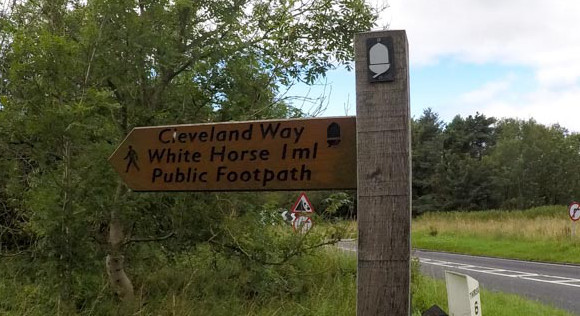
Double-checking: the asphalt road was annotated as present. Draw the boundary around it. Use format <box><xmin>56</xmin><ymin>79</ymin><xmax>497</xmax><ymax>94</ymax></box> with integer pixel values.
<box><xmin>337</xmin><ymin>241</ymin><xmax>580</xmax><ymax>315</ymax></box>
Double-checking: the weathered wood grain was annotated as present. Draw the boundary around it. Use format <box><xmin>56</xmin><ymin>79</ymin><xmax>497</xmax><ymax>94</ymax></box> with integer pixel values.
<box><xmin>356</xmin><ymin>30</ymin><xmax>411</xmax><ymax>315</ymax></box>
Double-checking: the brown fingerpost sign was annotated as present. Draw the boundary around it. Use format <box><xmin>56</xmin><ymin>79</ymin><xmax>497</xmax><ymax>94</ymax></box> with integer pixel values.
<box><xmin>355</xmin><ymin>30</ymin><xmax>411</xmax><ymax>315</ymax></box>
<box><xmin>109</xmin><ymin>117</ymin><xmax>356</xmax><ymax>191</ymax></box>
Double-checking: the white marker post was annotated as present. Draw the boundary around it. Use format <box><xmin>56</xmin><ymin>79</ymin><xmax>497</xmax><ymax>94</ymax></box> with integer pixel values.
<box><xmin>355</xmin><ymin>30</ymin><xmax>411</xmax><ymax>315</ymax></box>
<box><xmin>445</xmin><ymin>271</ymin><xmax>482</xmax><ymax>316</ymax></box>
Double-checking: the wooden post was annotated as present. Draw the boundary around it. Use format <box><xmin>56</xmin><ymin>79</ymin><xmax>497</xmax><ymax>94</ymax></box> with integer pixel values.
<box><xmin>355</xmin><ymin>30</ymin><xmax>411</xmax><ymax>315</ymax></box>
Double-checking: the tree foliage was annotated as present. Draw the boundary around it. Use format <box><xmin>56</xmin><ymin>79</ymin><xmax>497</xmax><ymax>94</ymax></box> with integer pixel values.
<box><xmin>411</xmin><ymin>111</ymin><xmax>580</xmax><ymax>215</ymax></box>
<box><xmin>412</xmin><ymin>108</ymin><xmax>444</xmax><ymax>214</ymax></box>
<box><xmin>0</xmin><ymin>0</ymin><xmax>377</xmax><ymax>309</ymax></box>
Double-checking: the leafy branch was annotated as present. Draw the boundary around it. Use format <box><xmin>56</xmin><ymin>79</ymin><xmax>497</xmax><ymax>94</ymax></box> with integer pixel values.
<box><xmin>211</xmin><ymin>225</ymin><xmax>342</xmax><ymax>266</ymax></box>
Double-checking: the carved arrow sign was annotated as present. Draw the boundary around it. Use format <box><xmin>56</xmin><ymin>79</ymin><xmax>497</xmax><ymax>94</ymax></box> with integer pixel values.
<box><xmin>109</xmin><ymin>117</ymin><xmax>357</xmax><ymax>191</ymax></box>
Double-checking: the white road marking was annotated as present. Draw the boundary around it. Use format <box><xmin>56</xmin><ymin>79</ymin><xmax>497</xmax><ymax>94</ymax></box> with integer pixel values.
<box><xmin>419</xmin><ymin>258</ymin><xmax>580</xmax><ymax>288</ymax></box>
<box><xmin>336</xmin><ymin>244</ymin><xmax>580</xmax><ymax>288</ymax></box>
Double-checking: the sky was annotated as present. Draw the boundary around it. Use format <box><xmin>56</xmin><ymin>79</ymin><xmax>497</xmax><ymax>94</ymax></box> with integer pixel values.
<box><xmin>290</xmin><ymin>0</ymin><xmax>580</xmax><ymax>132</ymax></box>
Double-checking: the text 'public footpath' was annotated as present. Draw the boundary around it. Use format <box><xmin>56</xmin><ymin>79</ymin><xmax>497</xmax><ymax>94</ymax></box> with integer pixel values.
<box><xmin>145</xmin><ymin>122</ymin><xmax>318</xmax><ymax>187</ymax></box>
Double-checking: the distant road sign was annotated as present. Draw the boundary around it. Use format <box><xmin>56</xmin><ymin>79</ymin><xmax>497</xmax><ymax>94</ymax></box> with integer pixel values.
<box><xmin>281</xmin><ymin>210</ymin><xmax>296</xmax><ymax>222</ymax></box>
<box><xmin>109</xmin><ymin>117</ymin><xmax>356</xmax><ymax>191</ymax></box>
<box><xmin>291</xmin><ymin>192</ymin><xmax>314</xmax><ymax>214</ymax></box>
<box><xmin>292</xmin><ymin>216</ymin><xmax>313</xmax><ymax>234</ymax></box>
<box><xmin>569</xmin><ymin>202</ymin><xmax>580</xmax><ymax>221</ymax></box>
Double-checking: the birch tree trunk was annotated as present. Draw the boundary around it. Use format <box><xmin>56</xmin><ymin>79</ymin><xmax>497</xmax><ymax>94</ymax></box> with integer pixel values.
<box><xmin>106</xmin><ymin>183</ymin><xmax>134</xmax><ymax>301</ymax></box>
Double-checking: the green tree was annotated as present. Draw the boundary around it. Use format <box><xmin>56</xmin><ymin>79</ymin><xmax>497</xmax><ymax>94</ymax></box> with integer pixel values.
<box><xmin>443</xmin><ymin>112</ymin><xmax>496</xmax><ymax>160</ymax></box>
<box><xmin>0</xmin><ymin>0</ymin><xmax>377</xmax><ymax>307</ymax></box>
<box><xmin>491</xmin><ymin>119</ymin><xmax>580</xmax><ymax>208</ymax></box>
<box><xmin>411</xmin><ymin>108</ymin><xmax>444</xmax><ymax>215</ymax></box>
<box><xmin>438</xmin><ymin>113</ymin><xmax>497</xmax><ymax>210</ymax></box>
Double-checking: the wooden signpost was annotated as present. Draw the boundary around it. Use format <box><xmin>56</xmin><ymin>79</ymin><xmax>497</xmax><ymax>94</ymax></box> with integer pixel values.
<box><xmin>355</xmin><ymin>30</ymin><xmax>411</xmax><ymax>315</ymax></box>
<box><xmin>110</xmin><ymin>30</ymin><xmax>410</xmax><ymax>316</ymax></box>
<box><xmin>109</xmin><ymin>117</ymin><xmax>356</xmax><ymax>191</ymax></box>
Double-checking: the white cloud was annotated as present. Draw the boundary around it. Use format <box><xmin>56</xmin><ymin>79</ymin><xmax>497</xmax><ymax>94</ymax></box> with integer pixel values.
<box><xmin>506</xmin><ymin>87</ymin><xmax>580</xmax><ymax>131</ymax></box>
<box><xmin>454</xmin><ymin>75</ymin><xmax>580</xmax><ymax>131</ymax></box>
<box><xmin>385</xmin><ymin>0</ymin><xmax>580</xmax><ymax>88</ymax></box>
<box><xmin>381</xmin><ymin>0</ymin><xmax>580</xmax><ymax>131</ymax></box>
<box><xmin>458</xmin><ymin>74</ymin><xmax>516</xmax><ymax>104</ymax></box>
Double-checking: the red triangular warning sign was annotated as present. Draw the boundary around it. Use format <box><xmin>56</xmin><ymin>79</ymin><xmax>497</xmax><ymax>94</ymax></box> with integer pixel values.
<box><xmin>291</xmin><ymin>192</ymin><xmax>314</xmax><ymax>214</ymax></box>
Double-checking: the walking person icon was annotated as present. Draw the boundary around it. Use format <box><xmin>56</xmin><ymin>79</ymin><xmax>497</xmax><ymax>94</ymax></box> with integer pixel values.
<box><xmin>124</xmin><ymin>145</ymin><xmax>140</xmax><ymax>173</ymax></box>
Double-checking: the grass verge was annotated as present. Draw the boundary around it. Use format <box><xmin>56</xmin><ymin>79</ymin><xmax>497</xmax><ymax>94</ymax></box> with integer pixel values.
<box><xmin>1</xmin><ymin>247</ymin><xmax>574</xmax><ymax>315</ymax></box>
<box><xmin>412</xmin><ymin>205</ymin><xmax>580</xmax><ymax>263</ymax></box>
<box><xmin>411</xmin><ymin>263</ymin><xmax>574</xmax><ymax>316</ymax></box>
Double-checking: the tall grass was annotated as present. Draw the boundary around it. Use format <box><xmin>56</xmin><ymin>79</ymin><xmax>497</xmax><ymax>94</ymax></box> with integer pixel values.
<box><xmin>0</xmin><ymin>246</ymin><xmax>359</xmax><ymax>316</ymax></box>
<box><xmin>413</xmin><ymin>205</ymin><xmax>580</xmax><ymax>262</ymax></box>
<box><xmin>2</xmin><ymin>213</ymin><xmax>576</xmax><ymax>315</ymax></box>
<box><xmin>2</xmin><ymin>249</ymin><xmax>572</xmax><ymax>315</ymax></box>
